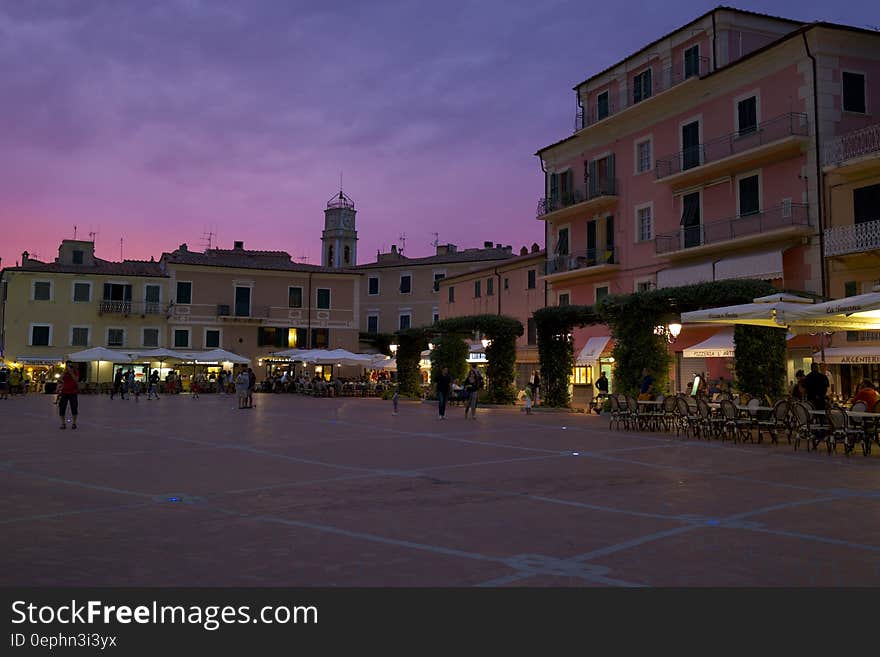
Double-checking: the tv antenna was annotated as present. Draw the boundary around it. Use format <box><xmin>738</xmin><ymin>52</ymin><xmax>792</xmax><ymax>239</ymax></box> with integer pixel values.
<box><xmin>398</xmin><ymin>232</ymin><xmax>407</xmax><ymax>255</ymax></box>
<box><xmin>73</xmin><ymin>225</ymin><xmax>77</xmax><ymax>240</ymax></box>
<box><xmin>119</xmin><ymin>238</ymin><xmax>124</xmax><ymax>261</ymax></box>
<box><xmin>298</xmin><ymin>253</ymin><xmax>310</xmax><ymax>263</ymax></box>
<box><xmin>431</xmin><ymin>232</ymin><xmax>439</xmax><ymax>249</ymax></box>
<box><xmin>200</xmin><ymin>228</ymin><xmax>216</xmax><ymax>250</ymax></box>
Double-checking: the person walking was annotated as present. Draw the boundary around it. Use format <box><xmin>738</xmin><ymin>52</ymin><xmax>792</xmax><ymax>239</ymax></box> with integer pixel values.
<box><xmin>436</xmin><ymin>366</ymin><xmax>452</xmax><ymax>420</ymax></box>
<box><xmin>191</xmin><ymin>373</ymin><xmax>201</xmax><ymax>399</ymax></box>
<box><xmin>530</xmin><ymin>370</ymin><xmax>541</xmax><ymax>406</ymax></box>
<box><xmin>790</xmin><ymin>370</ymin><xmax>806</xmax><ymax>400</ymax></box>
<box><xmin>147</xmin><ymin>369</ymin><xmax>160</xmax><ymax>400</ymax></box>
<box><xmin>246</xmin><ymin>367</ymin><xmax>256</xmax><ymax>408</ymax></box>
<box><xmin>392</xmin><ymin>385</ymin><xmax>399</xmax><ymax>416</ymax></box>
<box><xmin>524</xmin><ymin>386</ymin><xmax>532</xmax><ymax>415</ymax></box>
<box><xmin>57</xmin><ymin>361</ymin><xmax>79</xmax><ymax>430</ymax></box>
<box><xmin>235</xmin><ymin>369</ymin><xmax>249</xmax><ymax>409</ymax></box>
<box><xmin>111</xmin><ymin>368</ymin><xmax>124</xmax><ymax>400</ymax></box>
<box><xmin>0</xmin><ymin>367</ymin><xmax>8</xmax><ymax>400</ymax></box>
<box><xmin>463</xmin><ymin>367</ymin><xmax>483</xmax><ymax>420</ymax></box>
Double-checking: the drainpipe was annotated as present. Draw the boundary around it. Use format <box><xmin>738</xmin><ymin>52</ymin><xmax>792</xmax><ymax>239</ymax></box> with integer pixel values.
<box><xmin>495</xmin><ymin>267</ymin><xmax>502</xmax><ymax>316</ymax></box>
<box><xmin>711</xmin><ymin>10</ymin><xmax>717</xmax><ymax>71</ymax></box>
<box><xmin>537</xmin><ymin>155</ymin><xmax>549</xmax><ymax>310</ymax></box>
<box><xmin>307</xmin><ymin>272</ymin><xmax>313</xmax><ymax>348</ymax></box>
<box><xmin>802</xmin><ymin>31</ymin><xmax>828</xmax><ymax>298</ymax></box>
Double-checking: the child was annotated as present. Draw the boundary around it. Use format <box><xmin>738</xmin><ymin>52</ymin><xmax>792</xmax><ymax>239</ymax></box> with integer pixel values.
<box><xmin>524</xmin><ymin>387</ymin><xmax>532</xmax><ymax>415</ymax></box>
<box><xmin>392</xmin><ymin>387</ymin><xmax>399</xmax><ymax>416</ymax></box>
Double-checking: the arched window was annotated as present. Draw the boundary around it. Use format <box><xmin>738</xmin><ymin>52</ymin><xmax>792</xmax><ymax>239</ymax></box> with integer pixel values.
<box><xmin>344</xmin><ymin>245</ymin><xmax>351</xmax><ymax>264</ymax></box>
<box><xmin>327</xmin><ymin>245</ymin><xmax>334</xmax><ymax>266</ymax></box>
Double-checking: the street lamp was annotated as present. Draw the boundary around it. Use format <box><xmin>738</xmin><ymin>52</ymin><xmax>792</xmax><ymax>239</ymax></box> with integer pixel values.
<box><xmin>654</xmin><ymin>322</ymin><xmax>682</xmax><ymax>344</ymax></box>
<box><xmin>481</xmin><ymin>338</ymin><xmax>491</xmax><ymax>349</ymax></box>
<box><xmin>428</xmin><ymin>342</ymin><xmax>435</xmax><ymax>351</ymax></box>
<box><xmin>389</xmin><ymin>343</ymin><xmax>398</xmax><ymax>355</ymax></box>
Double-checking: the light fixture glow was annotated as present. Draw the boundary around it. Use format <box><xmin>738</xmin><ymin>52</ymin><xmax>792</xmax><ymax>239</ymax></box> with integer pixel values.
<box><xmin>668</xmin><ymin>322</ymin><xmax>682</xmax><ymax>338</ymax></box>
<box><xmin>389</xmin><ymin>343</ymin><xmax>398</xmax><ymax>354</ymax></box>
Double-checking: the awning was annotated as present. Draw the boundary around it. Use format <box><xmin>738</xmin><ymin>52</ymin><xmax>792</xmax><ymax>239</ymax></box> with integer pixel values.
<box><xmin>683</xmin><ymin>329</ymin><xmax>735</xmax><ymax>358</ymax></box>
<box><xmin>657</xmin><ymin>262</ymin><xmax>713</xmax><ymax>289</ymax></box>
<box><xmin>10</xmin><ymin>355</ymin><xmax>64</xmax><ymax>365</ymax></box>
<box><xmin>813</xmin><ymin>347</ymin><xmax>880</xmax><ymax>365</ymax></box>
<box><xmin>576</xmin><ymin>336</ymin><xmax>612</xmax><ymax>365</ymax></box>
<box><xmin>714</xmin><ymin>250</ymin><xmax>783</xmax><ymax>282</ymax></box>
<box><xmin>67</xmin><ymin>348</ymin><xmax>132</xmax><ymax>363</ymax></box>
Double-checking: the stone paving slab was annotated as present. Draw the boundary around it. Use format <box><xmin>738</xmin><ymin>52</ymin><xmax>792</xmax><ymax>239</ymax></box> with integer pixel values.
<box><xmin>1</xmin><ymin>393</ymin><xmax>879</xmax><ymax>586</ymax></box>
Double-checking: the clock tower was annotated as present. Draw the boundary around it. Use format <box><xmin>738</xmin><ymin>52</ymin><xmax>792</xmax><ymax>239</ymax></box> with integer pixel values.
<box><xmin>321</xmin><ymin>189</ymin><xmax>358</xmax><ymax>268</ymax></box>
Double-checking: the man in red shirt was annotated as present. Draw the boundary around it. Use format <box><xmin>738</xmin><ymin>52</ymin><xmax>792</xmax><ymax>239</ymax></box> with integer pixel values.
<box><xmin>853</xmin><ymin>380</ymin><xmax>880</xmax><ymax>410</ymax></box>
<box><xmin>57</xmin><ymin>361</ymin><xmax>79</xmax><ymax>429</ymax></box>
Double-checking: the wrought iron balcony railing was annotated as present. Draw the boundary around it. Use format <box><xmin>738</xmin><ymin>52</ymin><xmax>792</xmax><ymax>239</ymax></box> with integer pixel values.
<box><xmin>574</xmin><ymin>57</ymin><xmax>709</xmax><ymax>131</ymax></box>
<box><xmin>823</xmin><ymin>122</ymin><xmax>880</xmax><ymax>167</ymax></box>
<box><xmin>545</xmin><ymin>247</ymin><xmax>618</xmax><ymax>275</ymax></box>
<box><xmin>654</xmin><ymin>203</ymin><xmax>810</xmax><ymax>254</ymax></box>
<box><xmin>98</xmin><ymin>300</ymin><xmax>166</xmax><ymax>315</ymax></box>
<box><xmin>824</xmin><ymin>218</ymin><xmax>880</xmax><ymax>257</ymax></box>
<box><xmin>536</xmin><ymin>179</ymin><xmax>617</xmax><ymax>218</ymax></box>
<box><xmin>654</xmin><ymin>113</ymin><xmax>809</xmax><ymax>180</ymax></box>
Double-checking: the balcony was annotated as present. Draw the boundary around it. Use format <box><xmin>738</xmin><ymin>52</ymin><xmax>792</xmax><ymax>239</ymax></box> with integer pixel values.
<box><xmin>654</xmin><ymin>113</ymin><xmax>809</xmax><ymax>187</ymax></box>
<box><xmin>544</xmin><ymin>247</ymin><xmax>619</xmax><ymax>281</ymax></box>
<box><xmin>823</xmin><ymin>123</ymin><xmax>880</xmax><ymax>170</ymax></box>
<box><xmin>824</xmin><ymin>219</ymin><xmax>880</xmax><ymax>257</ymax></box>
<box><xmin>574</xmin><ymin>57</ymin><xmax>709</xmax><ymax>131</ymax></box>
<box><xmin>98</xmin><ymin>300</ymin><xmax>166</xmax><ymax>316</ymax></box>
<box><xmin>654</xmin><ymin>203</ymin><xmax>810</xmax><ymax>258</ymax></box>
<box><xmin>536</xmin><ymin>179</ymin><xmax>618</xmax><ymax>221</ymax></box>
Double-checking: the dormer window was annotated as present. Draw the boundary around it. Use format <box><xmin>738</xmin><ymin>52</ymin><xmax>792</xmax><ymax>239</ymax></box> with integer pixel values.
<box><xmin>72</xmin><ymin>250</ymin><xmax>84</xmax><ymax>264</ymax></box>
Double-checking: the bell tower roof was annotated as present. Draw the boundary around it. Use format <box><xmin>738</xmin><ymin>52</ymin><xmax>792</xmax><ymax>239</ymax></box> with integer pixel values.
<box><xmin>327</xmin><ymin>189</ymin><xmax>355</xmax><ymax>210</ymax></box>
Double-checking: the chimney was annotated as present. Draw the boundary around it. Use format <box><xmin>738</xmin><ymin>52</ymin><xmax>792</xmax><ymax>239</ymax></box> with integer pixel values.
<box><xmin>495</xmin><ymin>243</ymin><xmax>502</xmax><ymax>249</ymax></box>
<box><xmin>483</xmin><ymin>241</ymin><xmax>493</xmax><ymax>249</ymax></box>
<box><xmin>21</xmin><ymin>251</ymin><xmax>29</xmax><ymax>264</ymax></box>
<box><xmin>179</xmin><ymin>243</ymin><xmax>188</xmax><ymax>252</ymax></box>
<box><xmin>391</xmin><ymin>244</ymin><xmax>397</xmax><ymax>254</ymax></box>
<box><xmin>520</xmin><ymin>246</ymin><xmax>528</xmax><ymax>256</ymax></box>
<box><xmin>234</xmin><ymin>240</ymin><xmax>244</xmax><ymax>250</ymax></box>
<box><xmin>531</xmin><ymin>242</ymin><xmax>540</xmax><ymax>253</ymax></box>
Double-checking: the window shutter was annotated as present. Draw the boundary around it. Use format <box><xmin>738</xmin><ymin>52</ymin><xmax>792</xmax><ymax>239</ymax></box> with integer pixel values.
<box><xmin>257</xmin><ymin>327</ymin><xmax>265</xmax><ymax>347</ymax></box>
<box><xmin>549</xmin><ymin>173</ymin><xmax>559</xmax><ymax>201</ymax></box>
<box><xmin>588</xmin><ymin>160</ymin><xmax>597</xmax><ymax>198</ymax></box>
<box><xmin>103</xmin><ymin>283</ymin><xmax>111</xmax><ymax>300</ymax></box>
<box><xmin>644</xmin><ymin>68</ymin><xmax>652</xmax><ymax>97</ymax></box>
<box><xmin>607</xmin><ymin>154</ymin><xmax>615</xmax><ymax>194</ymax></box>
<box><xmin>275</xmin><ymin>327</ymin><xmax>286</xmax><ymax>347</ymax></box>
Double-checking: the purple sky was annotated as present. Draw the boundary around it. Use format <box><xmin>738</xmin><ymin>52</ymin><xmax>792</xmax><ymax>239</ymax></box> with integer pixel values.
<box><xmin>1</xmin><ymin>0</ymin><xmax>874</xmax><ymax>268</ymax></box>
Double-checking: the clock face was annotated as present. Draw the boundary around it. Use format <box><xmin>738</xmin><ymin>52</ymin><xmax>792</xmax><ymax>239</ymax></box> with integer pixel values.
<box><xmin>342</xmin><ymin>216</ymin><xmax>352</xmax><ymax>229</ymax></box>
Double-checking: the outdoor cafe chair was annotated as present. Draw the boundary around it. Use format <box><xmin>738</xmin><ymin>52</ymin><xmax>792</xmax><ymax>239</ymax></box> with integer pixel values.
<box><xmin>608</xmin><ymin>394</ymin><xmax>626</xmax><ymax>431</ymax></box>
<box><xmin>661</xmin><ymin>395</ymin><xmax>678</xmax><ymax>432</ymax></box>
<box><xmin>826</xmin><ymin>406</ymin><xmax>864</xmax><ymax>456</ymax></box>
<box><xmin>791</xmin><ymin>401</ymin><xmax>820</xmax><ymax>452</ymax></box>
<box><xmin>674</xmin><ymin>395</ymin><xmax>700</xmax><ymax>439</ymax></box>
<box><xmin>720</xmin><ymin>399</ymin><xmax>750</xmax><ymax>444</ymax></box>
<box><xmin>696</xmin><ymin>396</ymin><xmax>723</xmax><ymax>439</ymax></box>
<box><xmin>756</xmin><ymin>399</ymin><xmax>791</xmax><ymax>445</ymax></box>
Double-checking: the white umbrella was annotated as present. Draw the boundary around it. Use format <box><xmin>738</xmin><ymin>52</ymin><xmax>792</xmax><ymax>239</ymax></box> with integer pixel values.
<box><xmin>68</xmin><ymin>347</ymin><xmax>132</xmax><ymax>363</ymax></box>
<box><xmin>781</xmin><ymin>292</ymin><xmax>880</xmax><ymax>331</ymax></box>
<box><xmin>266</xmin><ymin>348</ymin><xmax>312</xmax><ymax>361</ymax></box>
<box><xmin>196</xmin><ymin>349</ymin><xmax>250</xmax><ymax>364</ymax></box>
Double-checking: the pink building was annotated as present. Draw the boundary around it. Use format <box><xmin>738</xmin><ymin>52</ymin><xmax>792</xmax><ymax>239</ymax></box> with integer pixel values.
<box><xmin>535</xmin><ymin>7</ymin><xmax>880</xmax><ymax>393</ymax></box>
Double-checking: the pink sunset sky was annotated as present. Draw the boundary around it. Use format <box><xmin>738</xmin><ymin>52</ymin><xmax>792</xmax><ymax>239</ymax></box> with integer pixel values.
<box><xmin>1</xmin><ymin>0</ymin><xmax>875</xmax><ymax>268</ymax></box>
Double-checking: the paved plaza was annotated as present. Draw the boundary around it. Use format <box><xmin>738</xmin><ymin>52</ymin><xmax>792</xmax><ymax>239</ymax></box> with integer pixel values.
<box><xmin>1</xmin><ymin>392</ymin><xmax>879</xmax><ymax>587</ymax></box>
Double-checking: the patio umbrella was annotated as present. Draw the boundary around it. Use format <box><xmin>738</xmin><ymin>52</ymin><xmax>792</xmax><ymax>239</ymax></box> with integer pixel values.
<box><xmin>67</xmin><ymin>347</ymin><xmax>132</xmax><ymax>387</ymax></box>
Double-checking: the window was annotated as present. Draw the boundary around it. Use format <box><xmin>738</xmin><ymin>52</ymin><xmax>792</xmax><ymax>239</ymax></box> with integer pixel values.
<box><xmin>367</xmin><ymin>277</ymin><xmax>379</xmax><ymax>296</ymax></box>
<box><xmin>30</xmin><ymin>324</ymin><xmax>51</xmax><ymax>346</ymax></box>
<box><xmin>205</xmin><ymin>329</ymin><xmax>220</xmax><ymax>348</ymax></box>
<box><xmin>343</xmin><ymin>245</ymin><xmax>351</xmax><ymax>265</ymax></box>
<box><xmin>311</xmin><ymin>328</ymin><xmax>329</xmax><ymax>349</ymax></box>
<box><xmin>527</xmin><ymin>270</ymin><xmax>536</xmax><ymax>289</ymax></box>
<box><xmin>176</xmin><ymin>281</ymin><xmax>192</xmax><ymax>304</ymax></box>
<box><xmin>432</xmin><ymin>311</ymin><xmax>439</xmax><ymax>324</ymax></box>
<box><xmin>527</xmin><ymin>318</ymin><xmax>537</xmax><ymax>345</ymax></box>
<box><xmin>588</xmin><ymin>155</ymin><xmax>615</xmax><ymax>198</ymax></box>
<box><xmin>288</xmin><ymin>287</ymin><xmax>303</xmax><ymax>308</ymax></box>
<box><xmin>317</xmin><ymin>288</ymin><xmax>331</xmax><ymax>309</ymax></box>
<box><xmin>684</xmin><ymin>44</ymin><xmax>700</xmax><ymax>79</ymax></box>
<box><xmin>842</xmin><ymin>72</ymin><xmax>866</xmax><ymax>113</ymax></box>
<box><xmin>72</xmin><ymin>250</ymin><xmax>84</xmax><ymax>264</ymax></box>
<box><xmin>737</xmin><ymin>96</ymin><xmax>758</xmax><ymax>136</ymax></box>
<box><xmin>681</xmin><ymin>120</ymin><xmax>700</xmax><ymax>170</ymax></box>
<box><xmin>474</xmin><ymin>280</ymin><xmax>481</xmax><ymax>298</ymax></box>
<box><xmin>367</xmin><ymin>315</ymin><xmax>379</xmax><ymax>334</ymax></box>
<box><xmin>738</xmin><ymin>174</ymin><xmax>760</xmax><ymax>216</ymax></box>
<box><xmin>637</xmin><ymin>205</ymin><xmax>653</xmax><ymax>242</ymax></box>
<box><xmin>71</xmin><ymin>327</ymin><xmax>89</xmax><ymax>347</ymax></box>
<box><xmin>844</xmin><ymin>281</ymin><xmax>858</xmax><ymax>297</ymax></box>
<box><xmin>633</xmin><ymin>68</ymin><xmax>652</xmax><ymax>104</ymax></box>
<box><xmin>595</xmin><ymin>285</ymin><xmax>609</xmax><ymax>303</ymax></box>
<box><xmin>399</xmin><ymin>275</ymin><xmax>412</xmax><ymax>294</ymax></box>
<box><xmin>597</xmin><ymin>91</ymin><xmax>609</xmax><ymax>120</ymax></box>
<box><xmin>681</xmin><ymin>192</ymin><xmax>701</xmax><ymax>248</ymax></box>
<box><xmin>258</xmin><ymin>327</ymin><xmax>287</xmax><ymax>347</ymax></box>
<box><xmin>33</xmin><ymin>281</ymin><xmax>51</xmax><ymax>301</ymax></box>
<box><xmin>234</xmin><ymin>286</ymin><xmax>251</xmax><ymax>317</ymax></box>
<box><xmin>108</xmin><ymin>328</ymin><xmax>125</xmax><ymax>347</ymax></box>
<box><xmin>142</xmin><ymin>328</ymin><xmax>159</xmax><ymax>348</ymax></box>
<box><xmin>448</xmin><ymin>286</ymin><xmax>455</xmax><ymax>303</ymax></box>
<box><xmin>145</xmin><ymin>285</ymin><xmax>161</xmax><ymax>313</ymax></box>
<box><xmin>854</xmin><ymin>183</ymin><xmax>880</xmax><ymax>225</ymax></box>
<box><xmin>555</xmin><ymin>227</ymin><xmax>569</xmax><ymax>256</ymax></box>
<box><xmin>288</xmin><ymin>328</ymin><xmax>306</xmax><ymax>348</ymax></box>
<box><xmin>173</xmin><ymin>329</ymin><xmax>190</xmax><ymax>348</ymax></box>
<box><xmin>504</xmin><ymin>278</ymin><xmax>509</xmax><ymax>290</ymax></box>
<box><xmin>399</xmin><ymin>314</ymin><xmax>411</xmax><ymax>330</ymax></box>
<box><xmin>487</xmin><ymin>278</ymin><xmax>495</xmax><ymax>296</ymax></box>
<box><xmin>637</xmin><ymin>280</ymin><xmax>653</xmax><ymax>293</ymax></box>
<box><xmin>636</xmin><ymin>139</ymin><xmax>652</xmax><ymax>173</ymax></box>
<box><xmin>433</xmin><ymin>272</ymin><xmax>445</xmax><ymax>292</ymax></box>
<box><xmin>558</xmin><ymin>293</ymin><xmax>570</xmax><ymax>306</ymax></box>
<box><xmin>73</xmin><ymin>282</ymin><xmax>91</xmax><ymax>302</ymax></box>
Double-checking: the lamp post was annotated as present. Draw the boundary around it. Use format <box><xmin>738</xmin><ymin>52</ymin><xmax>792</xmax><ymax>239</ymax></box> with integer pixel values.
<box><xmin>389</xmin><ymin>343</ymin><xmax>398</xmax><ymax>355</ymax></box>
<box><xmin>654</xmin><ymin>322</ymin><xmax>682</xmax><ymax>344</ymax></box>
<box><xmin>481</xmin><ymin>338</ymin><xmax>491</xmax><ymax>349</ymax></box>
